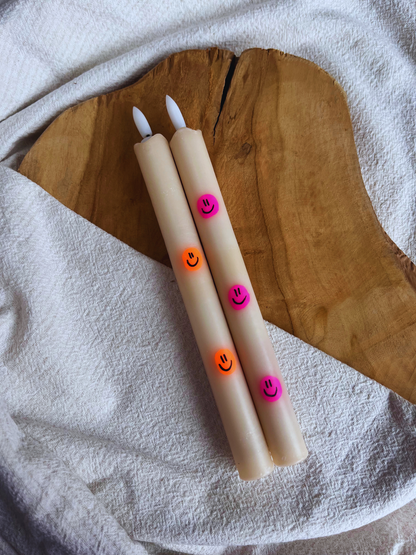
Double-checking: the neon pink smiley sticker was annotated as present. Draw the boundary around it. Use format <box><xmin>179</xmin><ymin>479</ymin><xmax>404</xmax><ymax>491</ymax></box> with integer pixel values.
<box><xmin>228</xmin><ymin>285</ymin><xmax>250</xmax><ymax>310</ymax></box>
<box><xmin>197</xmin><ymin>194</ymin><xmax>219</xmax><ymax>219</ymax></box>
<box><xmin>260</xmin><ymin>376</ymin><xmax>282</xmax><ymax>402</ymax></box>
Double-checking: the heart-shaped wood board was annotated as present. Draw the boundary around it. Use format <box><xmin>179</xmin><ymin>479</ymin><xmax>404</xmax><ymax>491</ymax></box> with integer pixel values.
<box><xmin>19</xmin><ymin>48</ymin><xmax>416</xmax><ymax>403</ymax></box>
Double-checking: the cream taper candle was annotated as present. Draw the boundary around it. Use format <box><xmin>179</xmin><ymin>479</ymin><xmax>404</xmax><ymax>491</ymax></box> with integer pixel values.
<box><xmin>132</xmin><ymin>107</ymin><xmax>274</xmax><ymax>480</ymax></box>
<box><xmin>167</xmin><ymin>97</ymin><xmax>308</xmax><ymax>466</ymax></box>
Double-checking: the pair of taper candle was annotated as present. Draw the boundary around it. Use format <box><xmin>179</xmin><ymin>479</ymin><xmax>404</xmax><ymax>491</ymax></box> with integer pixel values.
<box><xmin>133</xmin><ymin>97</ymin><xmax>308</xmax><ymax>479</ymax></box>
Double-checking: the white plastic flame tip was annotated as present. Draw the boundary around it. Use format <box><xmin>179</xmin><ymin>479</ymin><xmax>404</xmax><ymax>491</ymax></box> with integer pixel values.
<box><xmin>166</xmin><ymin>95</ymin><xmax>187</xmax><ymax>130</ymax></box>
<box><xmin>132</xmin><ymin>106</ymin><xmax>153</xmax><ymax>141</ymax></box>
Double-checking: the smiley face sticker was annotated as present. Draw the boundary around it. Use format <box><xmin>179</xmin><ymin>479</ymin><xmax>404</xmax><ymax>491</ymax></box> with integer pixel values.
<box><xmin>228</xmin><ymin>285</ymin><xmax>250</xmax><ymax>310</ymax></box>
<box><xmin>182</xmin><ymin>247</ymin><xmax>203</xmax><ymax>271</ymax></box>
<box><xmin>260</xmin><ymin>376</ymin><xmax>282</xmax><ymax>402</ymax></box>
<box><xmin>197</xmin><ymin>194</ymin><xmax>219</xmax><ymax>219</ymax></box>
<box><xmin>214</xmin><ymin>349</ymin><xmax>236</xmax><ymax>375</ymax></box>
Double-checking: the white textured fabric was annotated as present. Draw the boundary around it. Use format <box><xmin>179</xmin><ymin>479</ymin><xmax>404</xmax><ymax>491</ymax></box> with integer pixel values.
<box><xmin>0</xmin><ymin>1</ymin><xmax>415</xmax><ymax>554</ymax></box>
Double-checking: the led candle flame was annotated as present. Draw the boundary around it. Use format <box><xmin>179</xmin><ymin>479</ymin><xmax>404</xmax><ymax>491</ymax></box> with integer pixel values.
<box><xmin>132</xmin><ymin>107</ymin><xmax>274</xmax><ymax>480</ymax></box>
<box><xmin>166</xmin><ymin>96</ymin><xmax>186</xmax><ymax>130</ymax></box>
<box><xmin>167</xmin><ymin>97</ymin><xmax>308</xmax><ymax>466</ymax></box>
<box><xmin>132</xmin><ymin>106</ymin><xmax>153</xmax><ymax>141</ymax></box>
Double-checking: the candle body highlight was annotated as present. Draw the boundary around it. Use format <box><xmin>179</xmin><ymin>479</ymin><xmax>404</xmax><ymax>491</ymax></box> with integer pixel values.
<box><xmin>170</xmin><ymin>128</ymin><xmax>308</xmax><ymax>466</ymax></box>
<box><xmin>134</xmin><ymin>134</ymin><xmax>274</xmax><ymax>480</ymax></box>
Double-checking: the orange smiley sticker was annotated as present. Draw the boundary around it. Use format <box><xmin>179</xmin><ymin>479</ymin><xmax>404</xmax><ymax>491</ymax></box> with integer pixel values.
<box><xmin>182</xmin><ymin>247</ymin><xmax>203</xmax><ymax>271</ymax></box>
<box><xmin>214</xmin><ymin>349</ymin><xmax>236</xmax><ymax>375</ymax></box>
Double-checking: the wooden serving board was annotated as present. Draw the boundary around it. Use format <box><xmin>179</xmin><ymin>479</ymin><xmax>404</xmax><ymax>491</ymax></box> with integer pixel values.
<box><xmin>19</xmin><ymin>48</ymin><xmax>416</xmax><ymax>403</ymax></box>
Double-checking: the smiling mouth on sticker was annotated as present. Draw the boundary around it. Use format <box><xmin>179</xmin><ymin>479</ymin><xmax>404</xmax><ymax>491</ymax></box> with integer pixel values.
<box><xmin>263</xmin><ymin>380</ymin><xmax>279</xmax><ymax>397</ymax></box>
<box><xmin>186</xmin><ymin>252</ymin><xmax>199</xmax><ymax>267</ymax></box>
<box><xmin>182</xmin><ymin>247</ymin><xmax>203</xmax><ymax>271</ymax></box>
<box><xmin>218</xmin><ymin>354</ymin><xmax>233</xmax><ymax>372</ymax></box>
<box><xmin>201</xmin><ymin>199</ymin><xmax>214</xmax><ymax>214</ymax></box>
<box><xmin>214</xmin><ymin>349</ymin><xmax>236</xmax><ymax>375</ymax></box>
<box><xmin>231</xmin><ymin>288</ymin><xmax>247</xmax><ymax>305</ymax></box>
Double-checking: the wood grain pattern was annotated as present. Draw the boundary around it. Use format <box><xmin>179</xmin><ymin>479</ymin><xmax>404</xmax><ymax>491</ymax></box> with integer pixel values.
<box><xmin>19</xmin><ymin>47</ymin><xmax>416</xmax><ymax>403</ymax></box>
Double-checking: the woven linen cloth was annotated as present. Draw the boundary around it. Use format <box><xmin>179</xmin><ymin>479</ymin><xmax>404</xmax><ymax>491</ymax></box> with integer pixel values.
<box><xmin>0</xmin><ymin>1</ymin><xmax>415</xmax><ymax>553</ymax></box>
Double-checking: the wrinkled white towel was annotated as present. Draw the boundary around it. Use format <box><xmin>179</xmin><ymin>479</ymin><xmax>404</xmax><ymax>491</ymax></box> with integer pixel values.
<box><xmin>0</xmin><ymin>1</ymin><xmax>415</xmax><ymax>554</ymax></box>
